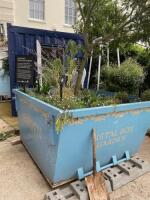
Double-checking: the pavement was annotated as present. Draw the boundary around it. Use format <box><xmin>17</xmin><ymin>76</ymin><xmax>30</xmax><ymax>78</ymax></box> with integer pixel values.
<box><xmin>0</xmin><ymin>139</ymin><xmax>50</xmax><ymax>200</ymax></box>
<box><xmin>0</xmin><ymin>136</ymin><xmax>150</xmax><ymax>200</ymax></box>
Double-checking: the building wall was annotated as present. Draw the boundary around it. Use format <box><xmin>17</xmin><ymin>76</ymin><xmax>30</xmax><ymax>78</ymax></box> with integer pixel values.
<box><xmin>0</xmin><ymin>0</ymin><xmax>13</xmax><ymax>22</ymax></box>
<box><xmin>14</xmin><ymin>0</ymin><xmax>74</xmax><ymax>33</ymax></box>
<box><xmin>0</xmin><ymin>0</ymin><xmax>14</xmax><ymax>37</ymax></box>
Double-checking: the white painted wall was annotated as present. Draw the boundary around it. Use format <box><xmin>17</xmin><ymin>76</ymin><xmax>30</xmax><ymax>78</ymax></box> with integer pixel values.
<box><xmin>0</xmin><ymin>0</ymin><xmax>74</xmax><ymax>34</ymax></box>
<box><xmin>0</xmin><ymin>0</ymin><xmax>14</xmax><ymax>38</ymax></box>
<box><xmin>13</xmin><ymin>0</ymin><xmax>74</xmax><ymax>33</ymax></box>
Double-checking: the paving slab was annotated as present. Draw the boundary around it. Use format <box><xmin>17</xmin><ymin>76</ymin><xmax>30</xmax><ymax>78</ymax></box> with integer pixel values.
<box><xmin>0</xmin><ymin>140</ymin><xmax>50</xmax><ymax>200</ymax></box>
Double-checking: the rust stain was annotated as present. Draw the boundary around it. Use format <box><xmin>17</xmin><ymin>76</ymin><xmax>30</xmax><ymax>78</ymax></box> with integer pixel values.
<box><xmin>67</xmin><ymin>115</ymin><xmax>107</xmax><ymax>126</ymax></box>
<box><xmin>91</xmin><ymin>115</ymin><xmax>106</xmax><ymax>121</ymax></box>
<box><xmin>111</xmin><ymin>112</ymin><xmax>127</xmax><ymax>118</ymax></box>
<box><xmin>130</xmin><ymin>108</ymin><xmax>150</xmax><ymax>116</ymax></box>
<box><xmin>70</xmin><ymin>118</ymin><xmax>83</xmax><ymax>125</ymax></box>
<box><xmin>20</xmin><ymin>96</ymin><xmax>49</xmax><ymax>120</ymax></box>
<box><xmin>130</xmin><ymin>110</ymin><xmax>141</xmax><ymax>116</ymax></box>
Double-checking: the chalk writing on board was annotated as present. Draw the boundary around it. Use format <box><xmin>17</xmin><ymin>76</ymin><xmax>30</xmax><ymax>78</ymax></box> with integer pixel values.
<box><xmin>16</xmin><ymin>56</ymin><xmax>34</xmax><ymax>84</ymax></box>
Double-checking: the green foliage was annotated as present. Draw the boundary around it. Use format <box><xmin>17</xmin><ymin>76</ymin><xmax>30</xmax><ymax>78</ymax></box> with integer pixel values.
<box><xmin>2</xmin><ymin>57</ymin><xmax>9</xmax><ymax>77</ymax></box>
<box><xmin>42</xmin><ymin>58</ymin><xmax>63</xmax><ymax>90</ymax></box>
<box><xmin>74</xmin><ymin>0</ymin><xmax>150</xmax><ymax>95</ymax></box>
<box><xmin>124</xmin><ymin>44</ymin><xmax>150</xmax><ymax>90</ymax></box>
<box><xmin>65</xmin><ymin>40</ymin><xmax>78</xmax><ymax>87</ymax></box>
<box><xmin>48</xmin><ymin>95</ymin><xmax>86</xmax><ymax>110</ymax></box>
<box><xmin>26</xmin><ymin>88</ymin><xmax>118</xmax><ymax>111</ymax></box>
<box><xmin>55</xmin><ymin>112</ymin><xmax>73</xmax><ymax>133</ymax></box>
<box><xmin>102</xmin><ymin>58</ymin><xmax>145</xmax><ymax>93</ymax></box>
<box><xmin>25</xmin><ymin>87</ymin><xmax>146</xmax><ymax>133</ymax></box>
<box><xmin>125</xmin><ymin>44</ymin><xmax>150</xmax><ymax>66</ymax></box>
<box><xmin>0</xmin><ymin>132</ymin><xmax>14</xmax><ymax>142</ymax></box>
<box><xmin>121</xmin><ymin>0</ymin><xmax>150</xmax><ymax>45</ymax></box>
<box><xmin>141</xmin><ymin>90</ymin><xmax>150</xmax><ymax>101</ymax></box>
<box><xmin>41</xmin><ymin>40</ymin><xmax>79</xmax><ymax>93</ymax></box>
<box><xmin>115</xmin><ymin>91</ymin><xmax>129</xmax><ymax>103</ymax></box>
<box><xmin>80</xmin><ymin>90</ymin><xmax>115</xmax><ymax>107</ymax></box>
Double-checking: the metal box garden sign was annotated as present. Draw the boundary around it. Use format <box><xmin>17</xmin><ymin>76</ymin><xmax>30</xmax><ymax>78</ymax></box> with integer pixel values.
<box><xmin>14</xmin><ymin>89</ymin><xmax>150</xmax><ymax>186</ymax></box>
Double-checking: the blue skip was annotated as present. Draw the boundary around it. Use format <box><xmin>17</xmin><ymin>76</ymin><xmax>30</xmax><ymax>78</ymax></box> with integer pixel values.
<box><xmin>14</xmin><ymin>89</ymin><xmax>150</xmax><ymax>186</ymax></box>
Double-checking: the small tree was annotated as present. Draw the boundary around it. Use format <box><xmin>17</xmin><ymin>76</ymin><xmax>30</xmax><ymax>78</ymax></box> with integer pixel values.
<box><xmin>121</xmin><ymin>0</ymin><xmax>150</xmax><ymax>46</ymax></box>
<box><xmin>74</xmin><ymin>0</ymin><xmax>150</xmax><ymax>95</ymax></box>
<box><xmin>74</xmin><ymin>0</ymin><xmax>134</xmax><ymax>95</ymax></box>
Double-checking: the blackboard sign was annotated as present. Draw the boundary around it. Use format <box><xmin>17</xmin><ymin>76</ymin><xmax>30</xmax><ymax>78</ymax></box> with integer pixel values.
<box><xmin>16</xmin><ymin>56</ymin><xmax>34</xmax><ymax>84</ymax></box>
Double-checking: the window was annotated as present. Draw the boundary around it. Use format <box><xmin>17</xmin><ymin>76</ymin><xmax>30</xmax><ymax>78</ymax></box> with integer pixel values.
<box><xmin>65</xmin><ymin>0</ymin><xmax>76</xmax><ymax>25</ymax></box>
<box><xmin>29</xmin><ymin>0</ymin><xmax>45</xmax><ymax>20</ymax></box>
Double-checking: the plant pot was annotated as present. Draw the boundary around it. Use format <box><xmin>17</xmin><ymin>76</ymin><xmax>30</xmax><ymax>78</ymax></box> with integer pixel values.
<box><xmin>14</xmin><ymin>89</ymin><xmax>150</xmax><ymax>186</ymax></box>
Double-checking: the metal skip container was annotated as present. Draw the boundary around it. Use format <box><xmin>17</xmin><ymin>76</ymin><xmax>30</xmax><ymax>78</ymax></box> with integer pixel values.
<box><xmin>14</xmin><ymin>89</ymin><xmax>150</xmax><ymax>186</ymax></box>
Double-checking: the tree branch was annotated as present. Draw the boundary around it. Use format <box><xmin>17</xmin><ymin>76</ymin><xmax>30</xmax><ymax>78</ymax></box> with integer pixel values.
<box><xmin>76</xmin><ymin>0</ymin><xmax>86</xmax><ymax>24</ymax></box>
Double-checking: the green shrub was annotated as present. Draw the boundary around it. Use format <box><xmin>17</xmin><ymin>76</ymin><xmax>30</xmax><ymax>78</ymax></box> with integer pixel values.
<box><xmin>141</xmin><ymin>90</ymin><xmax>150</xmax><ymax>101</ymax></box>
<box><xmin>102</xmin><ymin>58</ymin><xmax>145</xmax><ymax>93</ymax></box>
<box><xmin>41</xmin><ymin>40</ymin><xmax>78</xmax><ymax>92</ymax></box>
<box><xmin>115</xmin><ymin>91</ymin><xmax>129</xmax><ymax>103</ymax></box>
<box><xmin>26</xmin><ymin>88</ymin><xmax>117</xmax><ymax>110</ymax></box>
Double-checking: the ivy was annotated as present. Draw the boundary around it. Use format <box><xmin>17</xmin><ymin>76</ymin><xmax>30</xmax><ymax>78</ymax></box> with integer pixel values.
<box><xmin>55</xmin><ymin>112</ymin><xmax>73</xmax><ymax>133</ymax></box>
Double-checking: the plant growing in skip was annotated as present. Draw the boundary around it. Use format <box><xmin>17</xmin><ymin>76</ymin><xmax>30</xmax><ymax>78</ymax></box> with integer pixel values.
<box><xmin>41</xmin><ymin>40</ymin><xmax>80</xmax><ymax>95</ymax></box>
<box><xmin>55</xmin><ymin>112</ymin><xmax>74</xmax><ymax>133</ymax></box>
<box><xmin>41</xmin><ymin>58</ymin><xmax>63</xmax><ymax>94</ymax></box>
<box><xmin>115</xmin><ymin>91</ymin><xmax>129</xmax><ymax>103</ymax></box>
<box><xmin>102</xmin><ymin>58</ymin><xmax>145</xmax><ymax>94</ymax></box>
<box><xmin>65</xmin><ymin>40</ymin><xmax>78</xmax><ymax>88</ymax></box>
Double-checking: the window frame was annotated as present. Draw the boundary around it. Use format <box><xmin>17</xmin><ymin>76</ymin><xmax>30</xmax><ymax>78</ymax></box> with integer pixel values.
<box><xmin>28</xmin><ymin>0</ymin><xmax>45</xmax><ymax>22</ymax></box>
<box><xmin>65</xmin><ymin>0</ymin><xmax>76</xmax><ymax>26</ymax></box>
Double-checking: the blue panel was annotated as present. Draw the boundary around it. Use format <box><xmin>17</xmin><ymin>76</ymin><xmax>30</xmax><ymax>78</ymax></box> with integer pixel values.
<box><xmin>7</xmin><ymin>23</ymin><xmax>83</xmax><ymax>116</ymax></box>
<box><xmin>44</xmin><ymin>36</ymin><xmax>51</xmax><ymax>45</ymax></box>
<box><xmin>15</xmin><ymin>34</ymin><xmax>25</xmax><ymax>55</ymax></box>
<box><xmin>24</xmin><ymin>34</ymin><xmax>35</xmax><ymax>55</ymax></box>
<box><xmin>14</xmin><ymin>89</ymin><xmax>150</xmax><ymax>184</ymax></box>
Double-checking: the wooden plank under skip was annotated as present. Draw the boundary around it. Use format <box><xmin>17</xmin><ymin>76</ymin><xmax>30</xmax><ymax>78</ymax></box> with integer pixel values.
<box><xmin>85</xmin><ymin>173</ymin><xmax>109</xmax><ymax>200</ymax></box>
<box><xmin>10</xmin><ymin>136</ymin><xmax>21</xmax><ymax>145</ymax></box>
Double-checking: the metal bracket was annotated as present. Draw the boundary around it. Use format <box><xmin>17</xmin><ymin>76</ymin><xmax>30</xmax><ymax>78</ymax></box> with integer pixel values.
<box><xmin>77</xmin><ymin>151</ymin><xmax>130</xmax><ymax>180</ymax></box>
